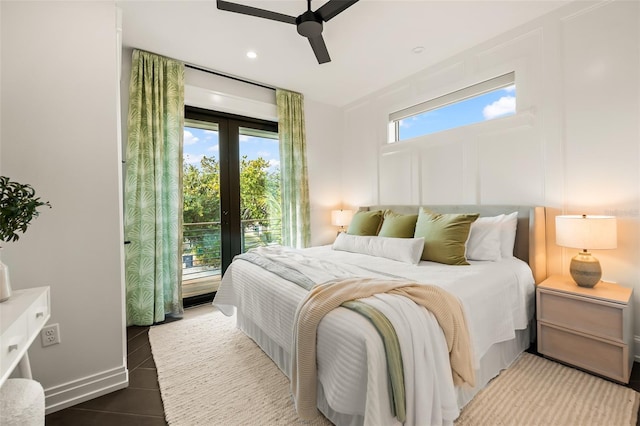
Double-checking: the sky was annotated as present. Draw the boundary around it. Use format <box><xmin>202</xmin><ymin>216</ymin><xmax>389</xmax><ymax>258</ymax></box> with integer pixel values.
<box><xmin>398</xmin><ymin>85</ymin><xmax>516</xmax><ymax>140</ymax></box>
<box><xmin>183</xmin><ymin>127</ymin><xmax>280</xmax><ymax>171</ymax></box>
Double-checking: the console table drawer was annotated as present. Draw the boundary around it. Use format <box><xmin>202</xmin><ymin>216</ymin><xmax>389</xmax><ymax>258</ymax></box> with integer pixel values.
<box><xmin>28</xmin><ymin>291</ymin><xmax>50</xmax><ymax>335</ymax></box>
<box><xmin>0</xmin><ymin>316</ymin><xmax>29</xmax><ymax>381</ymax></box>
<box><xmin>538</xmin><ymin>322</ymin><xmax>627</xmax><ymax>383</ymax></box>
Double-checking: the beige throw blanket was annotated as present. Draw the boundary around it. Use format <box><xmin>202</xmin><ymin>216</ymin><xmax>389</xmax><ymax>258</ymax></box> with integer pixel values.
<box><xmin>291</xmin><ymin>277</ymin><xmax>475</xmax><ymax>421</ymax></box>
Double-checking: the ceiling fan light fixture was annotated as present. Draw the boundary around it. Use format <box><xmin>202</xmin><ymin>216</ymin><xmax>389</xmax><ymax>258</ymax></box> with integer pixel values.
<box><xmin>246</xmin><ymin>50</ymin><xmax>258</xmax><ymax>59</ymax></box>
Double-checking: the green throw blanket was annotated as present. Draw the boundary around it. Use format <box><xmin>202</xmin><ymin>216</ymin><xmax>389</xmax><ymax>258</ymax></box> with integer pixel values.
<box><xmin>341</xmin><ymin>300</ymin><xmax>406</xmax><ymax>422</ymax></box>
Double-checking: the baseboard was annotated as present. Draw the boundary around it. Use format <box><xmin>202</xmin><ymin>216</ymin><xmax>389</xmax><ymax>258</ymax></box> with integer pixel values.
<box><xmin>634</xmin><ymin>335</ymin><xmax>640</xmax><ymax>362</ymax></box>
<box><xmin>44</xmin><ymin>365</ymin><xmax>128</xmax><ymax>414</ymax></box>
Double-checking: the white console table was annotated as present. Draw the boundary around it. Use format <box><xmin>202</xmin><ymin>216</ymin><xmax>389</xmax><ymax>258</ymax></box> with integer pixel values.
<box><xmin>0</xmin><ymin>287</ymin><xmax>51</xmax><ymax>388</ymax></box>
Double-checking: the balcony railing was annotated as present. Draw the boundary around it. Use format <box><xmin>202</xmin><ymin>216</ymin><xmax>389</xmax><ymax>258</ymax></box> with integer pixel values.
<box><xmin>182</xmin><ymin>218</ymin><xmax>282</xmax><ymax>282</ymax></box>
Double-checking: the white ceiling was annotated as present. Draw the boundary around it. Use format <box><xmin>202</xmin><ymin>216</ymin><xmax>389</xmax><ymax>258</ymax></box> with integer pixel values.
<box><xmin>118</xmin><ymin>0</ymin><xmax>571</xmax><ymax>107</ymax></box>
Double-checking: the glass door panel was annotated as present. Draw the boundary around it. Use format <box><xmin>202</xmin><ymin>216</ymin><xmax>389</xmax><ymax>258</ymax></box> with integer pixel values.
<box><xmin>182</xmin><ymin>121</ymin><xmax>222</xmax><ymax>301</ymax></box>
<box><xmin>238</xmin><ymin>127</ymin><xmax>281</xmax><ymax>252</ymax></box>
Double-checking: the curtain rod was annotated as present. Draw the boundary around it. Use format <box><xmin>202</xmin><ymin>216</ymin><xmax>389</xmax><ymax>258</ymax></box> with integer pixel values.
<box><xmin>185</xmin><ymin>64</ymin><xmax>276</xmax><ymax>92</ymax></box>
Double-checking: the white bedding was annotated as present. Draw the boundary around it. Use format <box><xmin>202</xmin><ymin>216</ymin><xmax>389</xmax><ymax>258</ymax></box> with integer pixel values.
<box><xmin>214</xmin><ymin>245</ymin><xmax>535</xmax><ymax>425</ymax></box>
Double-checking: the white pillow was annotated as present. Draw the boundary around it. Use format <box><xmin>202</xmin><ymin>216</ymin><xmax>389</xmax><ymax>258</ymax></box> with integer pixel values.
<box><xmin>500</xmin><ymin>212</ymin><xmax>519</xmax><ymax>258</ymax></box>
<box><xmin>332</xmin><ymin>233</ymin><xmax>424</xmax><ymax>265</ymax></box>
<box><xmin>466</xmin><ymin>214</ymin><xmax>504</xmax><ymax>261</ymax></box>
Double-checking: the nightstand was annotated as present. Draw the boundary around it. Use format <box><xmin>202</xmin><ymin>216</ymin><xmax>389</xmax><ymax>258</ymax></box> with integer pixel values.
<box><xmin>537</xmin><ymin>275</ymin><xmax>633</xmax><ymax>383</ymax></box>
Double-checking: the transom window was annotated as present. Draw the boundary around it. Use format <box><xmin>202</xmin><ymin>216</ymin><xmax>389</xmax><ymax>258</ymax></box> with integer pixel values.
<box><xmin>389</xmin><ymin>72</ymin><xmax>516</xmax><ymax>143</ymax></box>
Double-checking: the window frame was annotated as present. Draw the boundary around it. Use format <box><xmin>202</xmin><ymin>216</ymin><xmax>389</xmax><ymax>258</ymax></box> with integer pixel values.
<box><xmin>388</xmin><ymin>72</ymin><xmax>516</xmax><ymax>143</ymax></box>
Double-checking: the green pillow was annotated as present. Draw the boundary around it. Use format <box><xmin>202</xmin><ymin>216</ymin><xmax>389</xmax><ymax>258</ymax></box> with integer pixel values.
<box><xmin>378</xmin><ymin>211</ymin><xmax>419</xmax><ymax>238</ymax></box>
<box><xmin>414</xmin><ymin>209</ymin><xmax>479</xmax><ymax>265</ymax></box>
<box><xmin>347</xmin><ymin>210</ymin><xmax>384</xmax><ymax>236</ymax></box>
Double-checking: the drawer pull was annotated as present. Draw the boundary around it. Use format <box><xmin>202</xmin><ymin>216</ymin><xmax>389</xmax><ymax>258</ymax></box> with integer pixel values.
<box><xmin>36</xmin><ymin>312</ymin><xmax>44</xmax><ymax>318</ymax></box>
<box><xmin>8</xmin><ymin>344</ymin><xmax>19</xmax><ymax>352</ymax></box>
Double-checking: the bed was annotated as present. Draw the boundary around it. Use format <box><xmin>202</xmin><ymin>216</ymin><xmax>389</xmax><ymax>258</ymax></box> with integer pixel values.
<box><xmin>214</xmin><ymin>205</ymin><xmax>547</xmax><ymax>426</ymax></box>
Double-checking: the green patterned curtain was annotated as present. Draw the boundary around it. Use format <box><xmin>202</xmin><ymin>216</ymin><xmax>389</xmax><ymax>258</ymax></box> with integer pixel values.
<box><xmin>276</xmin><ymin>89</ymin><xmax>311</xmax><ymax>248</ymax></box>
<box><xmin>124</xmin><ymin>50</ymin><xmax>185</xmax><ymax>326</ymax></box>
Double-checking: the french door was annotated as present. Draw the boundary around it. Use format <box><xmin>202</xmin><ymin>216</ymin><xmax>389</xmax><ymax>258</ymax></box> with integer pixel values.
<box><xmin>182</xmin><ymin>106</ymin><xmax>280</xmax><ymax>306</ymax></box>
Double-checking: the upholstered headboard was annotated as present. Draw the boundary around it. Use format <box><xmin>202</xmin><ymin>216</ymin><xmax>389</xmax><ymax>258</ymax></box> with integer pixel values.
<box><xmin>360</xmin><ymin>205</ymin><xmax>547</xmax><ymax>283</ymax></box>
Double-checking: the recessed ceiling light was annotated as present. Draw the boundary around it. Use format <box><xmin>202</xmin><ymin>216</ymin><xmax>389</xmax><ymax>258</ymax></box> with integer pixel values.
<box><xmin>246</xmin><ymin>51</ymin><xmax>257</xmax><ymax>59</ymax></box>
<box><xmin>412</xmin><ymin>46</ymin><xmax>425</xmax><ymax>54</ymax></box>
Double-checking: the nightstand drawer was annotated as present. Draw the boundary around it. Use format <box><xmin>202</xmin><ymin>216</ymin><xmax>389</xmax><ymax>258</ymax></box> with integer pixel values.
<box><xmin>538</xmin><ymin>322</ymin><xmax>628</xmax><ymax>383</ymax></box>
<box><xmin>538</xmin><ymin>290</ymin><xmax>623</xmax><ymax>341</ymax></box>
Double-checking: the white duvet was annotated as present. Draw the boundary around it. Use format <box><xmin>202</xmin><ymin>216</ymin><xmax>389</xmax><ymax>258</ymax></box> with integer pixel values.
<box><xmin>214</xmin><ymin>245</ymin><xmax>535</xmax><ymax>425</ymax></box>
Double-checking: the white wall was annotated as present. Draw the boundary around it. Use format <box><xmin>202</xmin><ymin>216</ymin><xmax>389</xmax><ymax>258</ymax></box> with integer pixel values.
<box><xmin>1</xmin><ymin>1</ymin><xmax>127</xmax><ymax>412</ymax></box>
<box><xmin>0</xmin><ymin>2</ymin><xmax>2</xmax><ymax>164</ymax></box>
<box><xmin>305</xmin><ymin>98</ymin><xmax>344</xmax><ymax>246</ymax></box>
<box><xmin>340</xmin><ymin>0</ymin><xmax>640</xmax><ymax>352</ymax></box>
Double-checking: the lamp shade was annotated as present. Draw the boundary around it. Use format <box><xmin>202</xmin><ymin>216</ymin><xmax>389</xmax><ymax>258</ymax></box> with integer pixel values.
<box><xmin>331</xmin><ymin>209</ymin><xmax>354</xmax><ymax>227</ymax></box>
<box><xmin>555</xmin><ymin>215</ymin><xmax>617</xmax><ymax>250</ymax></box>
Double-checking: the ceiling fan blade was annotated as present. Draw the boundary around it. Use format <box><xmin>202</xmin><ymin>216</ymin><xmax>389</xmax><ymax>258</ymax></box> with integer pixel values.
<box><xmin>308</xmin><ymin>35</ymin><xmax>331</xmax><ymax>64</ymax></box>
<box><xmin>315</xmin><ymin>0</ymin><xmax>359</xmax><ymax>22</ymax></box>
<box><xmin>217</xmin><ymin>0</ymin><xmax>297</xmax><ymax>25</ymax></box>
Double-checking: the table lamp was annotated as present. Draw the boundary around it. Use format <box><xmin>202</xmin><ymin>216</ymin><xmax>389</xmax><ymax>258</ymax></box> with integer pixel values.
<box><xmin>331</xmin><ymin>209</ymin><xmax>354</xmax><ymax>234</ymax></box>
<box><xmin>555</xmin><ymin>214</ymin><xmax>617</xmax><ymax>287</ymax></box>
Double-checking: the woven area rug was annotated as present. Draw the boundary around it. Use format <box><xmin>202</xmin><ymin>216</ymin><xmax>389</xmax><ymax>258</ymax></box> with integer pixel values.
<box><xmin>149</xmin><ymin>308</ymin><xmax>639</xmax><ymax>426</ymax></box>
<box><xmin>456</xmin><ymin>352</ymin><xmax>639</xmax><ymax>426</ymax></box>
<box><xmin>149</xmin><ymin>307</ymin><xmax>331</xmax><ymax>425</ymax></box>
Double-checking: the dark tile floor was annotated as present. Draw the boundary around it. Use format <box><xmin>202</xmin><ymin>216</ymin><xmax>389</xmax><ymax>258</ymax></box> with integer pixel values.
<box><xmin>45</xmin><ymin>325</ymin><xmax>166</xmax><ymax>425</ymax></box>
<box><xmin>45</xmin><ymin>330</ymin><xmax>640</xmax><ymax>426</ymax></box>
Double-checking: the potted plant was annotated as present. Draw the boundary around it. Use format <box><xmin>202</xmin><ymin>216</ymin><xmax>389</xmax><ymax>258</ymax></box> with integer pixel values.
<box><xmin>0</xmin><ymin>176</ymin><xmax>51</xmax><ymax>302</ymax></box>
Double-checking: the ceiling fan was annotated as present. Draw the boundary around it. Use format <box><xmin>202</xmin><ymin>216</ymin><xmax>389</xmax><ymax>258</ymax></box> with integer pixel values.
<box><xmin>217</xmin><ymin>0</ymin><xmax>359</xmax><ymax>64</ymax></box>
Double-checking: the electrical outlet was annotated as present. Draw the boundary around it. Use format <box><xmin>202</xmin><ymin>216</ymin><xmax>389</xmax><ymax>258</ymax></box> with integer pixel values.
<box><xmin>41</xmin><ymin>323</ymin><xmax>61</xmax><ymax>347</ymax></box>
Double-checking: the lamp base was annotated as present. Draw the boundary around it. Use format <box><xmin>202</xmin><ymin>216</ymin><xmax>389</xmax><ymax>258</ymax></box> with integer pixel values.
<box><xmin>569</xmin><ymin>251</ymin><xmax>602</xmax><ymax>288</ymax></box>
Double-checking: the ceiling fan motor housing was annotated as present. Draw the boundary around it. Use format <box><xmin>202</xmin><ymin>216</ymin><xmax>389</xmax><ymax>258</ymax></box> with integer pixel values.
<box><xmin>216</xmin><ymin>0</ymin><xmax>360</xmax><ymax>64</ymax></box>
<box><xmin>296</xmin><ymin>10</ymin><xmax>323</xmax><ymax>37</ymax></box>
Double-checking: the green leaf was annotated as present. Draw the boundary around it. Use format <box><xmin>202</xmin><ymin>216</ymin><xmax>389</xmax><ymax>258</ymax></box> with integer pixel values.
<box><xmin>0</xmin><ymin>176</ymin><xmax>51</xmax><ymax>243</ymax></box>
